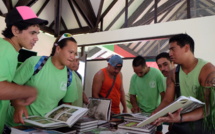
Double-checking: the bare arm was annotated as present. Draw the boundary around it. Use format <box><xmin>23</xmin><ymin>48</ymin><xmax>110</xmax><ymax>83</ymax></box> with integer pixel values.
<box><xmin>83</xmin><ymin>92</ymin><xmax>89</xmax><ymax>105</ymax></box>
<box><xmin>119</xmin><ymin>73</ymin><xmax>127</xmax><ymax>113</ymax></box>
<box><xmin>153</xmin><ymin>69</ymin><xmax>176</xmax><ymax>114</ymax></box>
<box><xmin>92</xmin><ymin>70</ymin><xmax>104</xmax><ymax>98</ymax></box>
<box><xmin>130</xmin><ymin>94</ymin><xmax>140</xmax><ymax>113</ymax></box>
<box><xmin>0</xmin><ymin>81</ymin><xmax>37</xmax><ymax>105</ymax></box>
<box><xmin>154</xmin><ymin>63</ymin><xmax>215</xmax><ymax>125</ymax></box>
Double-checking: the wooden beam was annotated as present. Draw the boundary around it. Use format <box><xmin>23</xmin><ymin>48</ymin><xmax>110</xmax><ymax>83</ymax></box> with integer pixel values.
<box><xmin>105</xmin><ymin>0</ymin><xmax>134</xmax><ymax>30</ymax></box>
<box><xmin>60</xmin><ymin>27</ymin><xmax>92</xmax><ymax>35</ymax></box>
<box><xmin>54</xmin><ymin>0</ymin><xmax>62</xmax><ymax>37</ymax></box>
<box><xmin>124</xmin><ymin>0</ymin><xmax>128</xmax><ymax>27</ymax></box>
<box><xmin>187</xmin><ymin>0</ymin><xmax>191</xmax><ymax>18</ymax></box>
<box><xmin>15</xmin><ymin>0</ymin><xmax>36</xmax><ymax>7</ymax></box>
<box><xmin>72</xmin><ymin>0</ymin><xmax>96</xmax><ymax>28</ymax></box>
<box><xmin>26</xmin><ymin>0</ymin><xmax>38</xmax><ymax>7</ymax></box>
<box><xmin>154</xmin><ymin>0</ymin><xmax>158</xmax><ymax>23</ymax></box>
<box><xmin>68</xmin><ymin>0</ymin><xmax>82</xmax><ymax>28</ymax></box>
<box><xmin>3</xmin><ymin>0</ymin><xmax>13</xmax><ymax>12</ymax></box>
<box><xmin>37</xmin><ymin>0</ymin><xmax>50</xmax><ymax>16</ymax></box>
<box><xmin>95</xmin><ymin>0</ymin><xmax>104</xmax><ymax>28</ymax></box>
<box><xmin>133</xmin><ymin>0</ymin><xmax>181</xmax><ymax>26</ymax></box>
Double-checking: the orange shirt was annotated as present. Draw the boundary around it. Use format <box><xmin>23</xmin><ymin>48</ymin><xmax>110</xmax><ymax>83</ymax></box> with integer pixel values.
<box><xmin>99</xmin><ymin>68</ymin><xmax>122</xmax><ymax>114</ymax></box>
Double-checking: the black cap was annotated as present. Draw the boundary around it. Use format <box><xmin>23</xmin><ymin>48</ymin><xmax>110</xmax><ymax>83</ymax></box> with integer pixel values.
<box><xmin>5</xmin><ymin>6</ymin><xmax>48</xmax><ymax>27</ymax></box>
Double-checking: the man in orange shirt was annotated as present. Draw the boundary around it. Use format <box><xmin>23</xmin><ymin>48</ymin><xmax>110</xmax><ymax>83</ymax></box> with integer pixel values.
<box><xmin>92</xmin><ymin>55</ymin><xmax>127</xmax><ymax>114</ymax></box>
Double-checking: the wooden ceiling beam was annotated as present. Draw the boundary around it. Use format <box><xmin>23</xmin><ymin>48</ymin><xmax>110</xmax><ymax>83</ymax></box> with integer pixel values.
<box><xmin>133</xmin><ymin>0</ymin><xmax>181</xmax><ymax>26</ymax></box>
<box><xmin>54</xmin><ymin>0</ymin><xmax>62</xmax><ymax>37</ymax></box>
<box><xmin>68</xmin><ymin>0</ymin><xmax>82</xmax><ymax>28</ymax></box>
<box><xmin>105</xmin><ymin>0</ymin><xmax>134</xmax><ymax>31</ymax></box>
<box><xmin>95</xmin><ymin>0</ymin><xmax>104</xmax><ymax>28</ymax></box>
<box><xmin>60</xmin><ymin>27</ymin><xmax>92</xmax><ymax>35</ymax></box>
<box><xmin>15</xmin><ymin>0</ymin><xmax>37</xmax><ymax>7</ymax></box>
<box><xmin>2</xmin><ymin>0</ymin><xmax>13</xmax><ymax>12</ymax></box>
<box><xmin>37</xmin><ymin>0</ymin><xmax>50</xmax><ymax>16</ymax></box>
<box><xmin>72</xmin><ymin>0</ymin><xmax>96</xmax><ymax>28</ymax></box>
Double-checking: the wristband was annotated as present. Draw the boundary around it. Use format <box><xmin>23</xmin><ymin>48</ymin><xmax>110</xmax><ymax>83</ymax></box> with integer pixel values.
<box><xmin>180</xmin><ymin>114</ymin><xmax>183</xmax><ymax>123</ymax></box>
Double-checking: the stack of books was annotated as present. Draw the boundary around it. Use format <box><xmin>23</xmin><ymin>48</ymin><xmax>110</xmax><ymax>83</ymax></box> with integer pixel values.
<box><xmin>118</xmin><ymin>121</ymin><xmax>156</xmax><ymax>134</ymax></box>
<box><xmin>113</xmin><ymin>113</ymin><xmax>148</xmax><ymax>122</ymax></box>
<box><xmin>72</xmin><ymin>116</ymin><xmax>99</xmax><ymax>133</ymax></box>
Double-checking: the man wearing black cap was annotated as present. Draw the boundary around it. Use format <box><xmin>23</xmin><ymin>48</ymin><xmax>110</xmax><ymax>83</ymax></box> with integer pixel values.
<box><xmin>0</xmin><ymin>6</ymin><xmax>48</xmax><ymax>133</ymax></box>
<box><xmin>92</xmin><ymin>55</ymin><xmax>127</xmax><ymax>115</ymax></box>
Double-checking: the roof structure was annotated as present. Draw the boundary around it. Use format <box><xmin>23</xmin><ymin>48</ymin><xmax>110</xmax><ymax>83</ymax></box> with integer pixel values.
<box><xmin>0</xmin><ymin>0</ymin><xmax>215</xmax><ymax>59</ymax></box>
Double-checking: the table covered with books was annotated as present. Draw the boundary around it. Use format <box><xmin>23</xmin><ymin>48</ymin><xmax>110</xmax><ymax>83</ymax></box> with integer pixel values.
<box><xmin>11</xmin><ymin>114</ymin><xmax>156</xmax><ymax>134</ymax></box>
<box><xmin>11</xmin><ymin>98</ymin><xmax>157</xmax><ymax>134</ymax></box>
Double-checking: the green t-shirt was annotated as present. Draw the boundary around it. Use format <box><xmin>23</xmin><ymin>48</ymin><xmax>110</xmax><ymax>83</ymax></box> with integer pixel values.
<box><xmin>179</xmin><ymin>58</ymin><xmax>207</xmax><ymax>97</ymax></box>
<box><xmin>6</xmin><ymin>56</ymin><xmax>78</xmax><ymax>127</ymax></box>
<box><xmin>72</xmin><ymin>71</ymin><xmax>83</xmax><ymax>107</ymax></box>
<box><xmin>129</xmin><ymin>67</ymin><xmax>165</xmax><ymax>113</ymax></box>
<box><xmin>0</xmin><ymin>38</ymin><xmax>18</xmax><ymax>133</ymax></box>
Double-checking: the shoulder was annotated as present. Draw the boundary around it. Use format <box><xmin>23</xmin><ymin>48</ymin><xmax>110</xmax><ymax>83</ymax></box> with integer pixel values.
<box><xmin>94</xmin><ymin>68</ymin><xmax>105</xmax><ymax>80</ymax></box>
<box><xmin>199</xmin><ymin>62</ymin><xmax>215</xmax><ymax>86</ymax></box>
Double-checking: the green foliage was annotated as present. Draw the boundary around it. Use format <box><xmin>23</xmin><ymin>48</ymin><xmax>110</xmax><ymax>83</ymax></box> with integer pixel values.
<box><xmin>196</xmin><ymin>86</ymin><xmax>215</xmax><ymax>130</ymax></box>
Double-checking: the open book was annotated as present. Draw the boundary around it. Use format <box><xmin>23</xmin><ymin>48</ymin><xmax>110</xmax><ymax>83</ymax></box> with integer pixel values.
<box><xmin>87</xmin><ymin>98</ymin><xmax>111</xmax><ymax>121</ymax></box>
<box><xmin>137</xmin><ymin>96</ymin><xmax>205</xmax><ymax>127</ymax></box>
<box><xmin>24</xmin><ymin>104</ymin><xmax>88</xmax><ymax>128</ymax></box>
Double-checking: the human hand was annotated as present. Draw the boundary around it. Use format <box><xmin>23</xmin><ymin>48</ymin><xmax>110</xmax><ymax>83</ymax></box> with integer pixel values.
<box><xmin>122</xmin><ymin>108</ymin><xmax>127</xmax><ymax>113</ymax></box>
<box><xmin>152</xmin><ymin>108</ymin><xmax>183</xmax><ymax>126</ymax></box>
<box><xmin>13</xmin><ymin>105</ymin><xmax>28</xmax><ymax>124</ymax></box>
<box><xmin>131</xmin><ymin>106</ymin><xmax>140</xmax><ymax>113</ymax></box>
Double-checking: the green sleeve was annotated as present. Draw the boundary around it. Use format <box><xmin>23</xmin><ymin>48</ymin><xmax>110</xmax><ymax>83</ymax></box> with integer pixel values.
<box><xmin>63</xmin><ymin>72</ymin><xmax>78</xmax><ymax>103</ymax></box>
<box><xmin>129</xmin><ymin>74</ymin><xmax>137</xmax><ymax>95</ymax></box>
<box><xmin>0</xmin><ymin>54</ymin><xmax>11</xmax><ymax>81</ymax></box>
<box><xmin>13</xmin><ymin>57</ymin><xmax>38</xmax><ymax>85</ymax></box>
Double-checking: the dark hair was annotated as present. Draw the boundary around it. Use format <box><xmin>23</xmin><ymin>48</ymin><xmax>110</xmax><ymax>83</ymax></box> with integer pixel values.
<box><xmin>132</xmin><ymin>55</ymin><xmax>146</xmax><ymax>67</ymax></box>
<box><xmin>50</xmin><ymin>35</ymin><xmax>77</xmax><ymax>56</ymax></box>
<box><xmin>169</xmin><ymin>34</ymin><xmax>194</xmax><ymax>53</ymax></box>
<box><xmin>2</xmin><ymin>21</ymin><xmax>34</xmax><ymax>38</ymax></box>
<box><xmin>156</xmin><ymin>52</ymin><xmax>171</xmax><ymax>62</ymax></box>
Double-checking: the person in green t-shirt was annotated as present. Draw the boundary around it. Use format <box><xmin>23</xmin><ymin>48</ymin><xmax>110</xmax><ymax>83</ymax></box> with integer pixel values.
<box><xmin>5</xmin><ymin>33</ymin><xmax>79</xmax><ymax>127</ymax></box>
<box><xmin>129</xmin><ymin>56</ymin><xmax>165</xmax><ymax>134</ymax></box>
<box><xmin>156</xmin><ymin>52</ymin><xmax>175</xmax><ymax>78</ymax></box>
<box><xmin>68</xmin><ymin>58</ymin><xmax>89</xmax><ymax>107</ymax></box>
<box><xmin>0</xmin><ymin>6</ymin><xmax>48</xmax><ymax>133</ymax></box>
<box><xmin>152</xmin><ymin>34</ymin><xmax>215</xmax><ymax>134</ymax></box>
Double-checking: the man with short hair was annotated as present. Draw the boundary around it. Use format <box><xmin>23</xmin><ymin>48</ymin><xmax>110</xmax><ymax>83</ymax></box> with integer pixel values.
<box><xmin>92</xmin><ymin>55</ymin><xmax>127</xmax><ymax>114</ymax></box>
<box><xmin>0</xmin><ymin>6</ymin><xmax>48</xmax><ymax>133</ymax></box>
<box><xmin>156</xmin><ymin>52</ymin><xmax>175</xmax><ymax>77</ymax></box>
<box><xmin>68</xmin><ymin>58</ymin><xmax>89</xmax><ymax>106</ymax></box>
<box><xmin>129</xmin><ymin>56</ymin><xmax>165</xmax><ymax>134</ymax></box>
<box><xmin>153</xmin><ymin>34</ymin><xmax>215</xmax><ymax>134</ymax></box>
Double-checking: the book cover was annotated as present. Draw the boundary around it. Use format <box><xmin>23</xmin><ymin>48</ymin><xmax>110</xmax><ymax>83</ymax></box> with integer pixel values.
<box><xmin>11</xmin><ymin>126</ymin><xmax>64</xmax><ymax>134</ymax></box>
<box><xmin>87</xmin><ymin>98</ymin><xmax>111</xmax><ymax>121</ymax></box>
<box><xmin>118</xmin><ymin>121</ymin><xmax>156</xmax><ymax>133</ymax></box>
<box><xmin>137</xmin><ymin>96</ymin><xmax>205</xmax><ymax>127</ymax></box>
<box><xmin>23</xmin><ymin>104</ymin><xmax>88</xmax><ymax>128</ymax></box>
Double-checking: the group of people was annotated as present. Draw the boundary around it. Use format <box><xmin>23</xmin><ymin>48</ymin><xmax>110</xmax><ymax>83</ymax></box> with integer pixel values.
<box><xmin>0</xmin><ymin>6</ymin><xmax>215</xmax><ymax>134</ymax></box>
<box><xmin>0</xmin><ymin>6</ymin><xmax>88</xmax><ymax>133</ymax></box>
<box><xmin>91</xmin><ymin>34</ymin><xmax>215</xmax><ymax>134</ymax></box>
